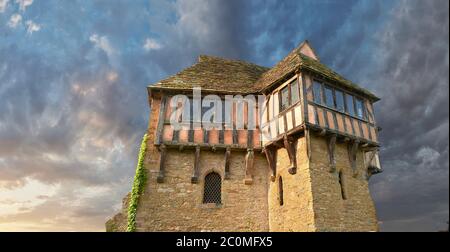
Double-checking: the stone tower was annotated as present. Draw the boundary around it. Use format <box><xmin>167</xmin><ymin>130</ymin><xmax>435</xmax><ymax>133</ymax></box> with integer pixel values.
<box><xmin>106</xmin><ymin>41</ymin><xmax>382</xmax><ymax>232</ymax></box>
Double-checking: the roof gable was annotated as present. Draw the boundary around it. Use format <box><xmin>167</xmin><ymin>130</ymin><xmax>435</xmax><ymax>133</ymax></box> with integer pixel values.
<box><xmin>150</xmin><ymin>55</ymin><xmax>269</xmax><ymax>93</ymax></box>
<box><xmin>148</xmin><ymin>41</ymin><xmax>379</xmax><ymax>101</ymax></box>
<box><xmin>254</xmin><ymin>41</ymin><xmax>379</xmax><ymax>101</ymax></box>
<box><xmin>298</xmin><ymin>40</ymin><xmax>319</xmax><ymax>61</ymax></box>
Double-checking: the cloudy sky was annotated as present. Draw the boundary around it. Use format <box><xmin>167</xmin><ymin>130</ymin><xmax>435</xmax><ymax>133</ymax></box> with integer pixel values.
<box><xmin>0</xmin><ymin>0</ymin><xmax>448</xmax><ymax>232</ymax></box>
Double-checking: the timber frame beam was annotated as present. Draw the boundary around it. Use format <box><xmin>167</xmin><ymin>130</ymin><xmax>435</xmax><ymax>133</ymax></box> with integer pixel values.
<box><xmin>348</xmin><ymin>139</ymin><xmax>360</xmax><ymax>177</ymax></box>
<box><xmin>156</xmin><ymin>144</ymin><xmax>167</xmax><ymax>183</ymax></box>
<box><xmin>224</xmin><ymin>147</ymin><xmax>231</xmax><ymax>180</ymax></box>
<box><xmin>191</xmin><ymin>145</ymin><xmax>201</xmax><ymax>184</ymax></box>
<box><xmin>283</xmin><ymin>134</ymin><xmax>298</xmax><ymax>175</ymax></box>
<box><xmin>244</xmin><ymin>148</ymin><xmax>254</xmax><ymax>185</ymax></box>
<box><xmin>263</xmin><ymin>146</ymin><xmax>277</xmax><ymax>182</ymax></box>
<box><xmin>327</xmin><ymin>134</ymin><xmax>337</xmax><ymax>173</ymax></box>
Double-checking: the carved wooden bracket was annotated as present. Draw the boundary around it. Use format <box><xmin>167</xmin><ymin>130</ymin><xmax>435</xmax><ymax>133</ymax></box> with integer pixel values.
<box><xmin>156</xmin><ymin>144</ymin><xmax>167</xmax><ymax>183</ymax></box>
<box><xmin>305</xmin><ymin>128</ymin><xmax>312</xmax><ymax>161</ymax></box>
<box><xmin>283</xmin><ymin>134</ymin><xmax>298</xmax><ymax>175</ymax></box>
<box><xmin>191</xmin><ymin>145</ymin><xmax>201</xmax><ymax>184</ymax></box>
<box><xmin>244</xmin><ymin>148</ymin><xmax>254</xmax><ymax>185</ymax></box>
<box><xmin>264</xmin><ymin>146</ymin><xmax>277</xmax><ymax>182</ymax></box>
<box><xmin>347</xmin><ymin>140</ymin><xmax>360</xmax><ymax>177</ymax></box>
<box><xmin>224</xmin><ymin>147</ymin><xmax>231</xmax><ymax>180</ymax></box>
<box><xmin>365</xmin><ymin>149</ymin><xmax>380</xmax><ymax>181</ymax></box>
<box><xmin>327</xmin><ymin>134</ymin><xmax>337</xmax><ymax>173</ymax></box>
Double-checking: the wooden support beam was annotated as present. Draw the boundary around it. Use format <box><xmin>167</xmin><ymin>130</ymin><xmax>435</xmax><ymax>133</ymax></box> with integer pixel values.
<box><xmin>232</xmin><ymin>125</ymin><xmax>238</xmax><ymax>145</ymax></box>
<box><xmin>173</xmin><ymin>129</ymin><xmax>179</xmax><ymax>143</ymax></box>
<box><xmin>273</xmin><ymin>140</ymin><xmax>284</xmax><ymax>148</ymax></box>
<box><xmin>300</xmin><ymin>73</ymin><xmax>309</xmax><ymax>125</ymax></box>
<box><xmin>155</xmin><ymin>95</ymin><xmax>167</xmax><ymax>145</ymax></box>
<box><xmin>188</xmin><ymin>127</ymin><xmax>194</xmax><ymax>143</ymax></box>
<box><xmin>191</xmin><ymin>145</ymin><xmax>201</xmax><ymax>184</ymax></box>
<box><xmin>224</xmin><ymin>147</ymin><xmax>231</xmax><ymax>180</ymax></box>
<box><xmin>244</xmin><ymin>148</ymin><xmax>254</xmax><ymax>185</ymax></box>
<box><xmin>327</xmin><ymin>134</ymin><xmax>337</xmax><ymax>173</ymax></box>
<box><xmin>219</xmin><ymin>127</ymin><xmax>224</xmax><ymax>144</ymax></box>
<box><xmin>283</xmin><ymin>134</ymin><xmax>298</xmax><ymax>175</ymax></box>
<box><xmin>365</xmin><ymin>149</ymin><xmax>383</xmax><ymax>180</ymax></box>
<box><xmin>361</xmin><ymin>142</ymin><xmax>370</xmax><ymax>148</ymax></box>
<box><xmin>156</xmin><ymin>144</ymin><xmax>167</xmax><ymax>183</ymax></box>
<box><xmin>247</xmin><ymin>129</ymin><xmax>254</xmax><ymax>149</ymax></box>
<box><xmin>318</xmin><ymin>128</ymin><xmax>327</xmax><ymax>136</ymax></box>
<box><xmin>264</xmin><ymin>146</ymin><xmax>277</xmax><ymax>182</ymax></box>
<box><xmin>306</xmin><ymin>128</ymin><xmax>312</xmax><ymax>161</ymax></box>
<box><xmin>348</xmin><ymin>139</ymin><xmax>360</xmax><ymax>177</ymax></box>
<box><xmin>203</xmin><ymin>128</ymin><xmax>208</xmax><ymax>143</ymax></box>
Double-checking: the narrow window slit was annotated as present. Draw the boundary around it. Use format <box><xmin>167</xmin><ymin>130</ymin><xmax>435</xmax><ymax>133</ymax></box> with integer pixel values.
<box><xmin>279</xmin><ymin>176</ymin><xmax>284</xmax><ymax>206</ymax></box>
<box><xmin>338</xmin><ymin>171</ymin><xmax>347</xmax><ymax>200</ymax></box>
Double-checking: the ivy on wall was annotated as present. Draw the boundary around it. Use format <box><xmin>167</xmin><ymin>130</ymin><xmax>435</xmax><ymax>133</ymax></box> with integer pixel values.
<box><xmin>127</xmin><ymin>133</ymin><xmax>148</xmax><ymax>232</ymax></box>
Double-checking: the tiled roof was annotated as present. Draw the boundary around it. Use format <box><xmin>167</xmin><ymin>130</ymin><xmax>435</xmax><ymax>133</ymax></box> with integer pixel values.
<box><xmin>254</xmin><ymin>43</ymin><xmax>379</xmax><ymax>101</ymax></box>
<box><xmin>149</xmin><ymin>42</ymin><xmax>379</xmax><ymax>101</ymax></box>
<box><xmin>150</xmin><ymin>55</ymin><xmax>270</xmax><ymax>93</ymax></box>
<box><xmin>298</xmin><ymin>54</ymin><xmax>379</xmax><ymax>101</ymax></box>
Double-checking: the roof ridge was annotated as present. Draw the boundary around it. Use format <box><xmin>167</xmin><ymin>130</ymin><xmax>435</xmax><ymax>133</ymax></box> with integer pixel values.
<box><xmin>197</xmin><ymin>54</ymin><xmax>270</xmax><ymax>69</ymax></box>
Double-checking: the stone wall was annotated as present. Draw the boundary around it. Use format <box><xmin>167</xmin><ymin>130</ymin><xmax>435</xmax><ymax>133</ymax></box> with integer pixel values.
<box><xmin>268</xmin><ymin>136</ymin><xmax>316</xmax><ymax>231</ymax></box>
<box><xmin>135</xmin><ymin>148</ymin><xmax>270</xmax><ymax>231</ymax></box>
<box><xmin>106</xmin><ymin>92</ymin><xmax>379</xmax><ymax>232</ymax></box>
<box><xmin>268</xmin><ymin>134</ymin><xmax>378</xmax><ymax>232</ymax></box>
<box><xmin>308</xmin><ymin>134</ymin><xmax>378</xmax><ymax>232</ymax></box>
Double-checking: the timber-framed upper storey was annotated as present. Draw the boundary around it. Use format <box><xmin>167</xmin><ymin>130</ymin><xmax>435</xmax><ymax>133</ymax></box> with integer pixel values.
<box><xmin>147</xmin><ymin>41</ymin><xmax>381</xmax><ymax>156</ymax></box>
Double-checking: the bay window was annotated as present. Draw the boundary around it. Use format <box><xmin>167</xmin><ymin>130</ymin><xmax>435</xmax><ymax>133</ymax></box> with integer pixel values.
<box><xmin>279</xmin><ymin>79</ymin><xmax>300</xmax><ymax>112</ymax></box>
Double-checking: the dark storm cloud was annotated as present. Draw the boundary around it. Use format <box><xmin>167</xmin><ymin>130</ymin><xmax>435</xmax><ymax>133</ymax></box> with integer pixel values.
<box><xmin>366</xmin><ymin>0</ymin><xmax>449</xmax><ymax>231</ymax></box>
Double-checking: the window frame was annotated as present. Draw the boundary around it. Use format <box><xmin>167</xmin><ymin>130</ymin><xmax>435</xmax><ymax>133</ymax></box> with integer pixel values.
<box><xmin>345</xmin><ymin>93</ymin><xmax>356</xmax><ymax>117</ymax></box>
<box><xmin>323</xmin><ymin>84</ymin><xmax>335</xmax><ymax>109</ymax></box>
<box><xmin>312</xmin><ymin>81</ymin><xmax>323</xmax><ymax>105</ymax></box>
<box><xmin>277</xmin><ymin>78</ymin><xmax>301</xmax><ymax>113</ymax></box>
<box><xmin>203</xmin><ymin>172</ymin><xmax>222</xmax><ymax>205</ymax></box>
<box><xmin>311</xmin><ymin>79</ymin><xmax>369</xmax><ymax>123</ymax></box>
<box><xmin>355</xmin><ymin>98</ymin><xmax>366</xmax><ymax>120</ymax></box>
<box><xmin>279</xmin><ymin>85</ymin><xmax>290</xmax><ymax>112</ymax></box>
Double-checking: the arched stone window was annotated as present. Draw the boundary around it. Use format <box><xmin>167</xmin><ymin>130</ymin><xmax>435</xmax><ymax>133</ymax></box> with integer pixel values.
<box><xmin>203</xmin><ymin>172</ymin><xmax>222</xmax><ymax>204</ymax></box>
<box><xmin>279</xmin><ymin>176</ymin><xmax>284</xmax><ymax>206</ymax></box>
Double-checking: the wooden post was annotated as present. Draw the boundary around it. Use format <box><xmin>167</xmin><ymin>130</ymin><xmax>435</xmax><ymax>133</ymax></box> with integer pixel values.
<box><xmin>306</xmin><ymin>128</ymin><xmax>312</xmax><ymax>161</ymax></box>
<box><xmin>244</xmin><ymin>148</ymin><xmax>254</xmax><ymax>185</ymax></box>
<box><xmin>283</xmin><ymin>134</ymin><xmax>298</xmax><ymax>175</ymax></box>
<box><xmin>191</xmin><ymin>145</ymin><xmax>201</xmax><ymax>184</ymax></box>
<box><xmin>264</xmin><ymin>146</ymin><xmax>277</xmax><ymax>182</ymax></box>
<box><xmin>327</xmin><ymin>134</ymin><xmax>337</xmax><ymax>173</ymax></box>
<box><xmin>348</xmin><ymin>139</ymin><xmax>360</xmax><ymax>177</ymax></box>
<box><xmin>155</xmin><ymin>95</ymin><xmax>167</xmax><ymax>145</ymax></box>
<box><xmin>156</xmin><ymin>144</ymin><xmax>167</xmax><ymax>183</ymax></box>
<box><xmin>224</xmin><ymin>147</ymin><xmax>231</xmax><ymax>180</ymax></box>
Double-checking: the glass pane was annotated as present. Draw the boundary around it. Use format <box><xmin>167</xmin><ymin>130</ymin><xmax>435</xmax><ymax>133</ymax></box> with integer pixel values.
<box><xmin>356</xmin><ymin>99</ymin><xmax>364</xmax><ymax>119</ymax></box>
<box><xmin>324</xmin><ymin>86</ymin><xmax>334</xmax><ymax>108</ymax></box>
<box><xmin>346</xmin><ymin>94</ymin><xmax>355</xmax><ymax>116</ymax></box>
<box><xmin>290</xmin><ymin>81</ymin><xmax>300</xmax><ymax>104</ymax></box>
<box><xmin>280</xmin><ymin>86</ymin><xmax>290</xmax><ymax>111</ymax></box>
<box><xmin>313</xmin><ymin>82</ymin><xmax>322</xmax><ymax>104</ymax></box>
<box><xmin>181</xmin><ymin>98</ymin><xmax>192</xmax><ymax>122</ymax></box>
<box><xmin>202</xmin><ymin>101</ymin><xmax>213</xmax><ymax>122</ymax></box>
<box><xmin>335</xmin><ymin>90</ymin><xmax>345</xmax><ymax>112</ymax></box>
